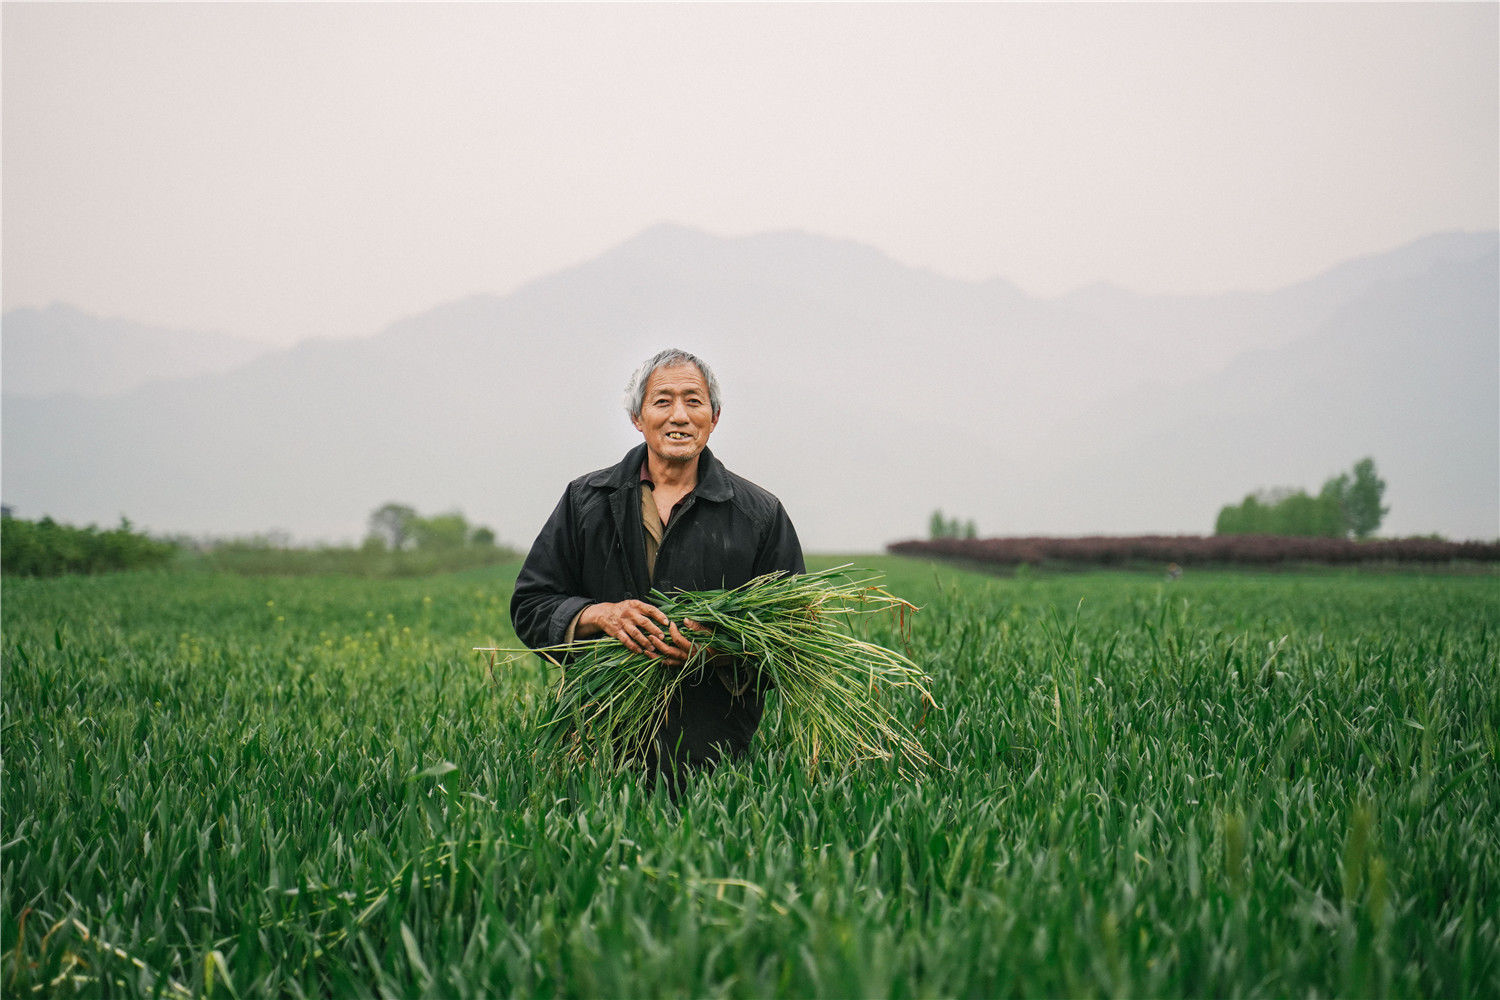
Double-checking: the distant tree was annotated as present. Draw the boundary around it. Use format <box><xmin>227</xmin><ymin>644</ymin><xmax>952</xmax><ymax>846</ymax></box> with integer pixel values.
<box><xmin>1215</xmin><ymin>500</ymin><xmax>1242</xmax><ymax>536</ymax></box>
<box><xmin>1345</xmin><ymin>457</ymin><xmax>1389</xmax><ymax>539</ymax></box>
<box><xmin>1277</xmin><ymin>491</ymin><xmax>1325</xmax><ymax>536</ymax></box>
<box><xmin>928</xmin><ymin>510</ymin><xmax>975</xmax><ymax>540</ymax></box>
<box><xmin>367</xmin><ymin>503</ymin><xmax>501</xmax><ymax>552</ymax></box>
<box><xmin>1239</xmin><ymin>493</ymin><xmax>1267</xmax><ymax>533</ymax></box>
<box><xmin>1215</xmin><ymin>487</ymin><xmax>1333</xmax><ymax>537</ymax></box>
<box><xmin>1318</xmin><ymin>472</ymin><xmax>1352</xmax><ymax>537</ymax></box>
<box><xmin>368</xmin><ymin>503</ymin><xmax>419</xmax><ymax>551</ymax></box>
<box><xmin>411</xmin><ymin>511</ymin><xmax>470</xmax><ymax>551</ymax></box>
<box><xmin>1214</xmin><ymin>458</ymin><xmax>1388</xmax><ymax>539</ymax></box>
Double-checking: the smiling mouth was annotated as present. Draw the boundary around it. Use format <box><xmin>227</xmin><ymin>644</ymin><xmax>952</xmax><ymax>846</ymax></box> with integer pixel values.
<box><xmin>665</xmin><ymin>432</ymin><xmax>692</xmax><ymax>440</ymax></box>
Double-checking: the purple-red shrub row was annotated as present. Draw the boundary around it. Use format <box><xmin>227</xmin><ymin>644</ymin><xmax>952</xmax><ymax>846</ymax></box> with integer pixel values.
<box><xmin>887</xmin><ymin>535</ymin><xmax>1500</xmax><ymax>568</ymax></box>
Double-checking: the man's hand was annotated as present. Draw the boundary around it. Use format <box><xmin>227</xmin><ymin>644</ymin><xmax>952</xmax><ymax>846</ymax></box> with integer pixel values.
<box><xmin>577</xmin><ymin>600</ymin><xmax>705</xmax><ymax>665</ymax></box>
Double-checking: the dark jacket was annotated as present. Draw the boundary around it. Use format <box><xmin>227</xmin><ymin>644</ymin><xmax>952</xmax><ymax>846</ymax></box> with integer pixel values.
<box><xmin>511</xmin><ymin>443</ymin><xmax>804</xmax><ymax>769</ymax></box>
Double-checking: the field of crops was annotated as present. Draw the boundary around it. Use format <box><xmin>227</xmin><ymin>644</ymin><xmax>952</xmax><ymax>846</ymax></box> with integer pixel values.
<box><xmin>4</xmin><ymin>557</ymin><xmax>1498</xmax><ymax>997</ymax></box>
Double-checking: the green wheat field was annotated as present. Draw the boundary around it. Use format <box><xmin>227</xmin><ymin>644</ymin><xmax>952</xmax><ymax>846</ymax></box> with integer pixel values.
<box><xmin>3</xmin><ymin>557</ymin><xmax>1497</xmax><ymax>997</ymax></box>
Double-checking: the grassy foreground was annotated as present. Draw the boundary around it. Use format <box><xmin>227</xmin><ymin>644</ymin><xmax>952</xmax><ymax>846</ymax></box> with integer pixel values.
<box><xmin>3</xmin><ymin>558</ymin><xmax>1497</xmax><ymax>997</ymax></box>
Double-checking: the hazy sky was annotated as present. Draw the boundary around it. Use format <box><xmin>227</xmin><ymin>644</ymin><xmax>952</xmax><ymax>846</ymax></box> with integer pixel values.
<box><xmin>4</xmin><ymin>2</ymin><xmax>1497</xmax><ymax>346</ymax></box>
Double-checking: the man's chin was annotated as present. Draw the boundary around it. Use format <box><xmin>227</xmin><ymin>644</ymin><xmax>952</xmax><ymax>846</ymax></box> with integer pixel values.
<box><xmin>651</xmin><ymin>443</ymin><xmax>703</xmax><ymax>463</ymax></box>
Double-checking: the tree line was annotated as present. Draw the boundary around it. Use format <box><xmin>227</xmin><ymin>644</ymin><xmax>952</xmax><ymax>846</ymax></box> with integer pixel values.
<box><xmin>201</xmin><ymin>503</ymin><xmax>511</xmax><ymax>576</ymax></box>
<box><xmin>363</xmin><ymin>503</ymin><xmax>497</xmax><ymax>552</ymax></box>
<box><xmin>1215</xmin><ymin>458</ymin><xmax>1388</xmax><ymax>539</ymax></box>
<box><xmin>928</xmin><ymin>510</ymin><xmax>978</xmax><ymax>540</ymax></box>
<box><xmin>1</xmin><ymin>503</ymin><xmax>511</xmax><ymax>578</ymax></box>
<box><xmin>1</xmin><ymin>513</ymin><xmax>176</xmax><ymax>576</ymax></box>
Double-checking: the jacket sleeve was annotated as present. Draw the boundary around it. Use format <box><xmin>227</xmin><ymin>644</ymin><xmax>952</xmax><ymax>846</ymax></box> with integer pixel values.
<box><xmin>510</xmin><ymin>486</ymin><xmax>595</xmax><ymax>651</ymax></box>
<box><xmin>754</xmin><ymin>501</ymin><xmax>806</xmax><ymax>578</ymax></box>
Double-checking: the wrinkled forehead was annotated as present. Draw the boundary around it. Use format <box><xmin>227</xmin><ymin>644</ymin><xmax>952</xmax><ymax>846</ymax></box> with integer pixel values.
<box><xmin>644</xmin><ymin>363</ymin><xmax>709</xmax><ymax>396</ymax></box>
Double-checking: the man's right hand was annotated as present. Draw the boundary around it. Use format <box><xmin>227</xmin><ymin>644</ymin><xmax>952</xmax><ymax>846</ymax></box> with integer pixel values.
<box><xmin>577</xmin><ymin>600</ymin><xmax>682</xmax><ymax>660</ymax></box>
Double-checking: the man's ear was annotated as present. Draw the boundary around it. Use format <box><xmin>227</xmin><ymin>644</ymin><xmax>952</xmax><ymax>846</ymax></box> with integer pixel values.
<box><xmin>630</xmin><ymin>411</ymin><xmax>644</xmax><ymax>433</ymax></box>
<box><xmin>710</xmin><ymin>409</ymin><xmax>721</xmax><ymax>430</ymax></box>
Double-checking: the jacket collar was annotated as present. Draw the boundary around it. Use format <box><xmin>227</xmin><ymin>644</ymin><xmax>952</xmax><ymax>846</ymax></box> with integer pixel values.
<box><xmin>588</xmin><ymin>443</ymin><xmax>734</xmax><ymax>502</ymax></box>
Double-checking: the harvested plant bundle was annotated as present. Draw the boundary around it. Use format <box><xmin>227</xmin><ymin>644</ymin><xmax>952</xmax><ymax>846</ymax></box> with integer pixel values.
<box><xmin>485</xmin><ymin>567</ymin><xmax>936</xmax><ymax>775</ymax></box>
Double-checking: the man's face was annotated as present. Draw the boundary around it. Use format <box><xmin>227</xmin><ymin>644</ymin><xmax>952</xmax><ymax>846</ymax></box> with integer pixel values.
<box><xmin>632</xmin><ymin>363</ymin><xmax>719</xmax><ymax>466</ymax></box>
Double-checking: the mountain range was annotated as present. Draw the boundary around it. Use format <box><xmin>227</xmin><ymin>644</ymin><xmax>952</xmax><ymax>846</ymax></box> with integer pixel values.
<box><xmin>2</xmin><ymin>304</ymin><xmax>273</xmax><ymax>397</ymax></box>
<box><xmin>3</xmin><ymin>224</ymin><xmax>1495</xmax><ymax>549</ymax></box>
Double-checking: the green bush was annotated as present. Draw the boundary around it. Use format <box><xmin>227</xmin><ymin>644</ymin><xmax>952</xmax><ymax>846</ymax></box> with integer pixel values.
<box><xmin>0</xmin><ymin>513</ymin><xmax>177</xmax><ymax>577</ymax></box>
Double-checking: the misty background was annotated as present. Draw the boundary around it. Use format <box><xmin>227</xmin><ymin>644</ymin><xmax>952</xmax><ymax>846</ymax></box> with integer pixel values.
<box><xmin>3</xmin><ymin>4</ymin><xmax>1497</xmax><ymax>551</ymax></box>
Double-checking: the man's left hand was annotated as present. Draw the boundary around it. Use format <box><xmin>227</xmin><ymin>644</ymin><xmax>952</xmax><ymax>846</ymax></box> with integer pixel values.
<box><xmin>655</xmin><ymin>618</ymin><xmax>714</xmax><ymax>667</ymax></box>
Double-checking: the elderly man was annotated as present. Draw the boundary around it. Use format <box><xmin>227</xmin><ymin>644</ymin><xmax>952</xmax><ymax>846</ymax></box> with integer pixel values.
<box><xmin>511</xmin><ymin>348</ymin><xmax>804</xmax><ymax>786</ymax></box>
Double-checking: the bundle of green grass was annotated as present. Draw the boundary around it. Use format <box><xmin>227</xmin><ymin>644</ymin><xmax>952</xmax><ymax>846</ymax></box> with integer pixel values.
<box><xmin>500</xmin><ymin>567</ymin><xmax>937</xmax><ymax>776</ymax></box>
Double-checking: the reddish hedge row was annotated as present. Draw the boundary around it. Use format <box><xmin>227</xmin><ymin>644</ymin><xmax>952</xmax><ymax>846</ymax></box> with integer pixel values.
<box><xmin>887</xmin><ymin>534</ymin><xmax>1500</xmax><ymax>568</ymax></box>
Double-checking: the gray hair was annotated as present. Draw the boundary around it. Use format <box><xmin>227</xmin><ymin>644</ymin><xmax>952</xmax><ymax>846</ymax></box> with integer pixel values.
<box><xmin>624</xmin><ymin>348</ymin><xmax>722</xmax><ymax>418</ymax></box>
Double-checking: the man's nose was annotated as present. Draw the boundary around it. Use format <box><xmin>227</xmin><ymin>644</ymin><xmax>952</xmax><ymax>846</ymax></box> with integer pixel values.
<box><xmin>669</xmin><ymin>400</ymin><xmax>689</xmax><ymax>422</ymax></box>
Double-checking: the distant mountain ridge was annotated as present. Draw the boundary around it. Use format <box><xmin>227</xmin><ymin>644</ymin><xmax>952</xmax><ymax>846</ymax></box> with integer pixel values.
<box><xmin>1038</xmin><ymin>246</ymin><xmax>1498</xmax><ymax>540</ymax></box>
<box><xmin>1</xmin><ymin>304</ymin><xmax>274</xmax><ymax>398</ymax></box>
<box><xmin>2</xmin><ymin>226</ymin><xmax>1495</xmax><ymax>547</ymax></box>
